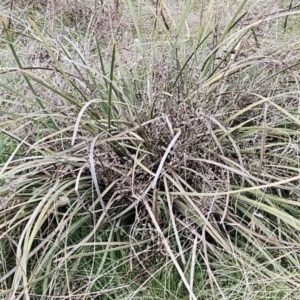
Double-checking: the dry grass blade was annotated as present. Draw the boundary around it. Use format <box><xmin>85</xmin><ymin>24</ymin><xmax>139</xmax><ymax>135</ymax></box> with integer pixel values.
<box><xmin>164</xmin><ymin>177</ymin><xmax>186</xmax><ymax>265</ymax></box>
<box><xmin>71</xmin><ymin>98</ymin><xmax>104</xmax><ymax>145</ymax></box>
<box><xmin>167</xmin><ymin>172</ymin><xmax>300</xmax><ymax>197</ymax></box>
<box><xmin>189</xmin><ymin>236</ymin><xmax>197</xmax><ymax>300</ymax></box>
<box><xmin>89</xmin><ymin>133</ymin><xmax>112</xmax><ymax>223</ymax></box>
<box><xmin>144</xmin><ymin>200</ymin><xmax>197</xmax><ymax>300</ymax></box>
<box><xmin>151</xmin><ymin>129</ymin><xmax>181</xmax><ymax>189</ymax></box>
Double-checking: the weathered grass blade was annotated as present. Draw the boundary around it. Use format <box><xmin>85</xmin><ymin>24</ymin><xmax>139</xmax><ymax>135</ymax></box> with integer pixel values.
<box><xmin>108</xmin><ymin>43</ymin><xmax>116</xmax><ymax>129</ymax></box>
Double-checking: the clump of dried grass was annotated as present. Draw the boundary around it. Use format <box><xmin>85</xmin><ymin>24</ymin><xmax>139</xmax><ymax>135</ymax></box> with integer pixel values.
<box><xmin>1</xmin><ymin>0</ymin><xmax>300</xmax><ymax>299</ymax></box>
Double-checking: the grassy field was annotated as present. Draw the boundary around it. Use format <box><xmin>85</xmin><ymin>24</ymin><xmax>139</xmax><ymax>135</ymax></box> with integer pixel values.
<box><xmin>1</xmin><ymin>0</ymin><xmax>300</xmax><ymax>299</ymax></box>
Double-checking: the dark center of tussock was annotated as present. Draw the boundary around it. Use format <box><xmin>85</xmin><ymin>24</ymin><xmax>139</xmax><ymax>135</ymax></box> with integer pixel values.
<box><xmin>95</xmin><ymin>99</ymin><xmax>228</xmax><ymax>217</ymax></box>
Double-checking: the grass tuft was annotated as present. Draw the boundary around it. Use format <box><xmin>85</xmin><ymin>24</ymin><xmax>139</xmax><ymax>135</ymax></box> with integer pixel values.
<box><xmin>1</xmin><ymin>0</ymin><xmax>300</xmax><ymax>299</ymax></box>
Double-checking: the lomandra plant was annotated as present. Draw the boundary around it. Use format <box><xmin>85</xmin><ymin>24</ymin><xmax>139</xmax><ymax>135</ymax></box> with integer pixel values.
<box><xmin>1</xmin><ymin>0</ymin><xmax>300</xmax><ymax>299</ymax></box>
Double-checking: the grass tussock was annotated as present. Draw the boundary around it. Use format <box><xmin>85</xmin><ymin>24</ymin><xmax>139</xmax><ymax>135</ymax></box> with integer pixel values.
<box><xmin>1</xmin><ymin>0</ymin><xmax>300</xmax><ymax>299</ymax></box>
